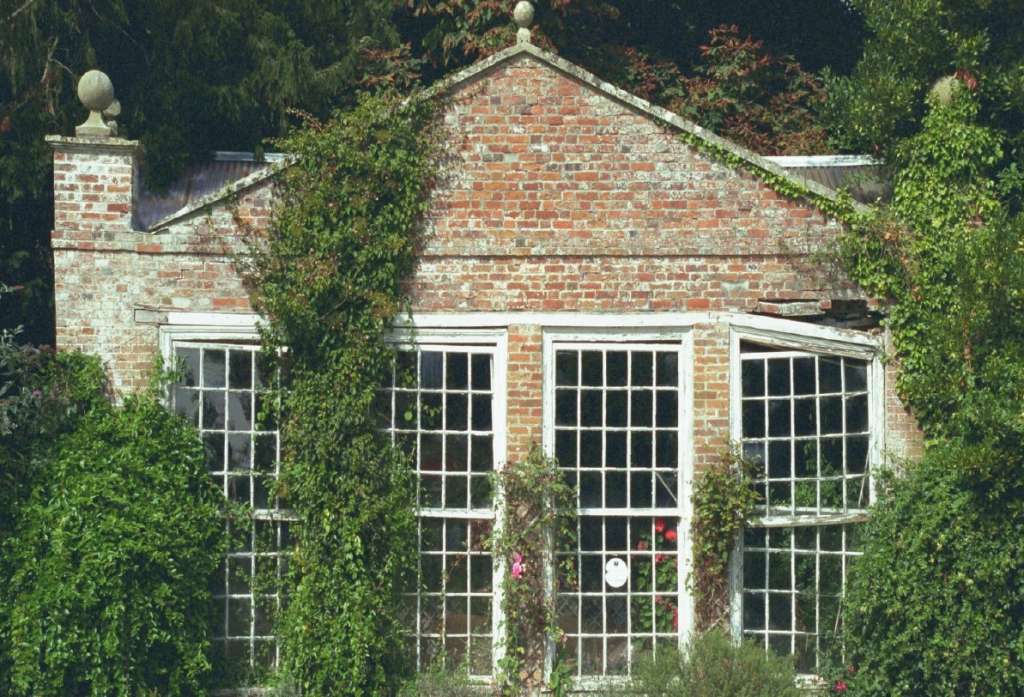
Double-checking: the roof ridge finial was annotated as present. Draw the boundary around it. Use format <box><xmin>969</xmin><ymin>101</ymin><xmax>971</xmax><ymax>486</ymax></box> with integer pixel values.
<box><xmin>513</xmin><ymin>1</ymin><xmax>534</xmax><ymax>44</ymax></box>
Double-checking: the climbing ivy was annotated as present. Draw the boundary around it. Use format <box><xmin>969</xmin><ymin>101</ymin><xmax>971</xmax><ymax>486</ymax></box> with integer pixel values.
<box><xmin>678</xmin><ymin>130</ymin><xmax>864</xmax><ymax>224</ymax></box>
<box><xmin>245</xmin><ymin>91</ymin><xmax>442</xmax><ymax>696</ymax></box>
<box><xmin>688</xmin><ymin>448</ymin><xmax>761</xmax><ymax>630</ymax></box>
<box><xmin>489</xmin><ymin>446</ymin><xmax>577</xmax><ymax>696</ymax></box>
<box><xmin>838</xmin><ymin>88</ymin><xmax>1024</xmax><ymax>467</ymax></box>
<box><xmin>824</xmin><ymin>85</ymin><xmax>1024</xmax><ymax>694</ymax></box>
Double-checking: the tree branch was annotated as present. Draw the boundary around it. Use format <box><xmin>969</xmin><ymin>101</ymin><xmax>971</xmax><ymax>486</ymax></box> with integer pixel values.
<box><xmin>5</xmin><ymin>0</ymin><xmax>38</xmax><ymax>24</ymax></box>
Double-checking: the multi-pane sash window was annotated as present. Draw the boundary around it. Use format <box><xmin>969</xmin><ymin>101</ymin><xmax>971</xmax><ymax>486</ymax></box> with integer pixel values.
<box><xmin>376</xmin><ymin>346</ymin><xmax>499</xmax><ymax>677</ymax></box>
<box><xmin>738</xmin><ymin>342</ymin><xmax>871</xmax><ymax>673</ymax></box>
<box><xmin>171</xmin><ymin>343</ymin><xmax>287</xmax><ymax>679</ymax></box>
<box><xmin>552</xmin><ymin>344</ymin><xmax>685</xmax><ymax>678</ymax></box>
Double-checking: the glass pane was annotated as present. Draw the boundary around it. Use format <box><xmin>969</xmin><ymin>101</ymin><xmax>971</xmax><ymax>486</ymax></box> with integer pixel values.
<box><xmin>471</xmin><ymin>354</ymin><xmax>491</xmax><ymax>390</ymax></box>
<box><xmin>178</xmin><ymin>348</ymin><xmax>200</xmax><ymax>387</ymax></box>
<box><xmin>229</xmin><ymin>350</ymin><xmax>253</xmax><ymax>390</ymax></box>
<box><xmin>203</xmin><ymin>349</ymin><xmax>226</xmax><ymax>388</ymax></box>
<box><xmin>446</xmin><ymin>353</ymin><xmax>468</xmax><ymax>389</ymax></box>
<box><xmin>742</xmin><ymin>359</ymin><xmax>765</xmax><ymax>397</ymax></box>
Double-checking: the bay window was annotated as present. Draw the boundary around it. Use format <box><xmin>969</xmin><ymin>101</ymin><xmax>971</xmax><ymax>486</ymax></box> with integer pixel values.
<box><xmin>734</xmin><ymin>338</ymin><xmax>877</xmax><ymax>673</ymax></box>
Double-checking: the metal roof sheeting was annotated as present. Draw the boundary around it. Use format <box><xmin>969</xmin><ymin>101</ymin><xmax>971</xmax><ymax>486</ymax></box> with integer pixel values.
<box><xmin>135</xmin><ymin>155</ymin><xmax>278</xmax><ymax>230</ymax></box>
<box><xmin>766</xmin><ymin>155</ymin><xmax>890</xmax><ymax>204</ymax></box>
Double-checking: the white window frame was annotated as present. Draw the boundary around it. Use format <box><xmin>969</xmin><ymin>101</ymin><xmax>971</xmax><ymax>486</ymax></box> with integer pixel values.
<box><xmin>383</xmin><ymin>327</ymin><xmax>509</xmax><ymax>678</ymax></box>
<box><xmin>727</xmin><ymin>324</ymin><xmax>885</xmax><ymax>678</ymax></box>
<box><xmin>542</xmin><ymin>327</ymin><xmax>695</xmax><ymax>691</ymax></box>
<box><xmin>159</xmin><ymin>323</ymin><xmax>289</xmax><ymax>683</ymax></box>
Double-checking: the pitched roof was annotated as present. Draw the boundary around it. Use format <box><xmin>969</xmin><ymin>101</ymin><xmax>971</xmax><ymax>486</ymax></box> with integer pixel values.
<box><xmin>141</xmin><ymin>42</ymin><xmax>878</xmax><ymax>231</ymax></box>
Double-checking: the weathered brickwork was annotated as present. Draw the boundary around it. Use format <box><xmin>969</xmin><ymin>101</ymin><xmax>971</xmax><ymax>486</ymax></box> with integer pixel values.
<box><xmin>883</xmin><ymin>336</ymin><xmax>926</xmax><ymax>461</ymax></box>
<box><xmin>691</xmin><ymin>323</ymin><xmax>731</xmax><ymax>472</ymax></box>
<box><xmin>50</xmin><ymin>50</ymin><xmax>923</xmax><ymax>466</ymax></box>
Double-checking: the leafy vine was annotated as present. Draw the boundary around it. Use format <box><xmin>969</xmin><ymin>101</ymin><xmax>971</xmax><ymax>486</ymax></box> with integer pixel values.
<box><xmin>688</xmin><ymin>447</ymin><xmax>761</xmax><ymax>630</ymax></box>
<box><xmin>678</xmin><ymin>131</ymin><xmax>864</xmax><ymax>224</ymax></box>
<box><xmin>488</xmin><ymin>446</ymin><xmax>577</xmax><ymax>696</ymax></box>
<box><xmin>246</xmin><ymin>90</ymin><xmax>443</xmax><ymax>696</ymax></box>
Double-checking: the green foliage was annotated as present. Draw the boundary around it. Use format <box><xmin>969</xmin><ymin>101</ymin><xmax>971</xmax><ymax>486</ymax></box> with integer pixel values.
<box><xmin>0</xmin><ymin>330</ymin><xmax>109</xmax><ymax>688</ymax></box>
<box><xmin>822</xmin><ymin>0</ymin><xmax>1024</xmax><ymax>161</ymax></box>
<box><xmin>839</xmin><ymin>92</ymin><xmax>1024</xmax><ymax>470</ymax></box>
<box><xmin>831</xmin><ymin>444</ymin><xmax>1024</xmax><ymax>695</ymax></box>
<box><xmin>621</xmin><ymin>629</ymin><xmax>802</xmax><ymax>697</ymax></box>
<box><xmin>488</xmin><ymin>446</ymin><xmax>577</xmax><ymax>695</ymax></box>
<box><xmin>397</xmin><ymin>657</ymin><xmax>478</xmax><ymax>697</ymax></box>
<box><xmin>1</xmin><ymin>374</ymin><xmax>229</xmax><ymax>696</ymax></box>
<box><xmin>830</xmin><ymin>46</ymin><xmax>1024</xmax><ymax>697</ymax></box>
<box><xmin>245</xmin><ymin>90</ymin><xmax>441</xmax><ymax>695</ymax></box>
<box><xmin>688</xmin><ymin>448</ymin><xmax>761</xmax><ymax>629</ymax></box>
<box><xmin>670</xmin><ymin>25</ymin><xmax>831</xmax><ymax>155</ymax></box>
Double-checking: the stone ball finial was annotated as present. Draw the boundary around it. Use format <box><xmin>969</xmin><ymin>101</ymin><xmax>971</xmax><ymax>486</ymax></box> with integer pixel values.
<box><xmin>513</xmin><ymin>1</ymin><xmax>534</xmax><ymax>43</ymax></box>
<box><xmin>76</xmin><ymin>69</ymin><xmax>116</xmax><ymax>137</ymax></box>
<box><xmin>513</xmin><ymin>1</ymin><xmax>534</xmax><ymax>28</ymax></box>
<box><xmin>78</xmin><ymin>70</ymin><xmax>115</xmax><ymax>113</ymax></box>
<box><xmin>929</xmin><ymin>75</ymin><xmax>960</xmax><ymax>106</ymax></box>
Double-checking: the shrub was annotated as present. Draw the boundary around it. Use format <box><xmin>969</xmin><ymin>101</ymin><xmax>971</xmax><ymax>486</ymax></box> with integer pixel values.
<box><xmin>623</xmin><ymin>628</ymin><xmax>802</xmax><ymax>697</ymax></box>
<box><xmin>2</xmin><ymin>390</ymin><xmax>230</xmax><ymax>696</ymax></box>
<box><xmin>834</xmin><ymin>443</ymin><xmax>1024</xmax><ymax>696</ymax></box>
<box><xmin>0</xmin><ymin>336</ymin><xmax>110</xmax><ymax>687</ymax></box>
<box><xmin>397</xmin><ymin>659</ymin><xmax>478</xmax><ymax>697</ymax></box>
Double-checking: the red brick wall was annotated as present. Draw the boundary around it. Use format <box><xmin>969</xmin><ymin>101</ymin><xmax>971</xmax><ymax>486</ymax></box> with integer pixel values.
<box><xmin>50</xmin><ymin>51</ymin><xmax>923</xmax><ymax>464</ymax></box>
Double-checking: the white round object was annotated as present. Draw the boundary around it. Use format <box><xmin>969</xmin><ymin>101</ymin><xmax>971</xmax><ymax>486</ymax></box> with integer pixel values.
<box><xmin>78</xmin><ymin>70</ymin><xmax>114</xmax><ymax>113</ymax></box>
<box><xmin>513</xmin><ymin>1</ymin><xmax>535</xmax><ymax>29</ymax></box>
<box><xmin>605</xmin><ymin>557</ymin><xmax>628</xmax><ymax>588</ymax></box>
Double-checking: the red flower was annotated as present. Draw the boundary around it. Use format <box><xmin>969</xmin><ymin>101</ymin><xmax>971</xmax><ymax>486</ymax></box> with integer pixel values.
<box><xmin>654</xmin><ymin>519</ymin><xmax>666</xmax><ymax>533</ymax></box>
<box><xmin>833</xmin><ymin>680</ymin><xmax>848</xmax><ymax>693</ymax></box>
<box><xmin>664</xmin><ymin>528</ymin><xmax>677</xmax><ymax>542</ymax></box>
<box><xmin>655</xmin><ymin>554</ymin><xmax>667</xmax><ymax>565</ymax></box>
<box><xmin>636</xmin><ymin>539</ymin><xmax>649</xmax><ymax>551</ymax></box>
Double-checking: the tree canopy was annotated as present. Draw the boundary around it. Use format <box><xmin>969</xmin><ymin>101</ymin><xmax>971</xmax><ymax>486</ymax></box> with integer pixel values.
<box><xmin>822</xmin><ymin>0</ymin><xmax>1024</xmax><ymax>166</ymax></box>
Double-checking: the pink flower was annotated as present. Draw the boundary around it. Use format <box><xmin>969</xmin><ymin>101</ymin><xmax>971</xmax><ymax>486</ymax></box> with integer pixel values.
<box><xmin>664</xmin><ymin>529</ymin><xmax>677</xmax><ymax>543</ymax></box>
<box><xmin>511</xmin><ymin>552</ymin><xmax>525</xmax><ymax>579</ymax></box>
<box><xmin>655</xmin><ymin>554</ymin><xmax>667</xmax><ymax>565</ymax></box>
<box><xmin>833</xmin><ymin>680</ymin><xmax>848</xmax><ymax>693</ymax></box>
<box><xmin>654</xmin><ymin>519</ymin><xmax>666</xmax><ymax>533</ymax></box>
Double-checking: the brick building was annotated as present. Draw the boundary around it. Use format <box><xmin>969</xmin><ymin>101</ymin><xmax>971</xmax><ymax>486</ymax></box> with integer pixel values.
<box><xmin>49</xmin><ymin>20</ymin><xmax>922</xmax><ymax>690</ymax></box>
